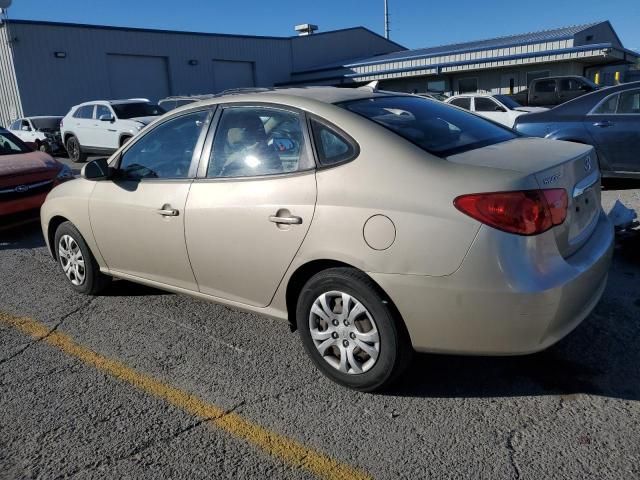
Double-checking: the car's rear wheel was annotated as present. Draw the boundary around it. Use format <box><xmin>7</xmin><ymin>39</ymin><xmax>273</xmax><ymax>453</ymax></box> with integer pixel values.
<box><xmin>296</xmin><ymin>267</ymin><xmax>412</xmax><ymax>392</ymax></box>
<box><xmin>54</xmin><ymin>221</ymin><xmax>111</xmax><ymax>295</ymax></box>
<box><xmin>66</xmin><ymin>136</ymin><xmax>87</xmax><ymax>163</ymax></box>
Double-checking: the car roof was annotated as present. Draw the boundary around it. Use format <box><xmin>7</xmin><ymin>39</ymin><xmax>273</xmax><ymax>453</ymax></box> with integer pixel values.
<box><xmin>25</xmin><ymin>116</ymin><xmax>63</xmax><ymax>120</ymax></box>
<box><xmin>75</xmin><ymin>99</ymin><xmax>151</xmax><ymax>107</ymax></box>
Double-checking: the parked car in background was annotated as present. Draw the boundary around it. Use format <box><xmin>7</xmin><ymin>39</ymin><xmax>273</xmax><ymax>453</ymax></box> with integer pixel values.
<box><xmin>0</xmin><ymin>128</ymin><xmax>73</xmax><ymax>218</ymax></box>
<box><xmin>446</xmin><ymin>93</ymin><xmax>547</xmax><ymax>127</ymax></box>
<box><xmin>415</xmin><ymin>92</ymin><xmax>448</xmax><ymax>102</ymax></box>
<box><xmin>515</xmin><ymin>81</ymin><xmax>640</xmax><ymax>178</ymax></box>
<box><xmin>159</xmin><ymin>94</ymin><xmax>216</xmax><ymax>111</ymax></box>
<box><xmin>41</xmin><ymin>87</ymin><xmax>613</xmax><ymax>391</ymax></box>
<box><xmin>508</xmin><ymin>76</ymin><xmax>599</xmax><ymax>107</ymax></box>
<box><xmin>60</xmin><ymin>99</ymin><xmax>166</xmax><ymax>163</ymax></box>
<box><xmin>8</xmin><ymin>116</ymin><xmax>64</xmax><ymax>154</ymax></box>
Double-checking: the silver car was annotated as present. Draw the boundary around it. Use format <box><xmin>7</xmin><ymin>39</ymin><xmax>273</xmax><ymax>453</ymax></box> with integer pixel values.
<box><xmin>41</xmin><ymin>87</ymin><xmax>614</xmax><ymax>391</ymax></box>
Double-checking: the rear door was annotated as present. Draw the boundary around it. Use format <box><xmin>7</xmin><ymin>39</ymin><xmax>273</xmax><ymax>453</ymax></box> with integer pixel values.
<box><xmin>530</xmin><ymin>79</ymin><xmax>557</xmax><ymax>107</ymax></box>
<box><xmin>586</xmin><ymin>88</ymin><xmax>640</xmax><ymax>173</ymax></box>
<box><xmin>185</xmin><ymin>104</ymin><xmax>316</xmax><ymax>307</ymax></box>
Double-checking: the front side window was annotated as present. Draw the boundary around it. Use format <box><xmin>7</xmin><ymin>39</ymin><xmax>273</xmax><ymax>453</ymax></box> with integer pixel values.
<box><xmin>0</xmin><ymin>130</ymin><xmax>31</xmax><ymax>155</ymax></box>
<box><xmin>474</xmin><ymin>97</ymin><xmax>501</xmax><ymax>112</ymax></box>
<box><xmin>21</xmin><ymin>120</ymin><xmax>31</xmax><ymax>131</ymax></box>
<box><xmin>450</xmin><ymin>98</ymin><xmax>471</xmax><ymax>110</ymax></box>
<box><xmin>617</xmin><ymin>90</ymin><xmax>640</xmax><ymax>114</ymax></box>
<box><xmin>494</xmin><ymin>95</ymin><xmax>522</xmax><ymax>109</ymax></box>
<box><xmin>119</xmin><ymin>110</ymin><xmax>208</xmax><ymax>180</ymax></box>
<box><xmin>96</xmin><ymin>105</ymin><xmax>112</xmax><ymax>120</ymax></box>
<box><xmin>341</xmin><ymin>95</ymin><xmax>517</xmax><ymax>157</ymax></box>
<box><xmin>73</xmin><ymin>105</ymin><xmax>95</xmax><ymax>119</ymax></box>
<box><xmin>112</xmin><ymin>102</ymin><xmax>165</xmax><ymax>120</ymax></box>
<box><xmin>208</xmin><ymin>107</ymin><xmax>312</xmax><ymax>178</ymax></box>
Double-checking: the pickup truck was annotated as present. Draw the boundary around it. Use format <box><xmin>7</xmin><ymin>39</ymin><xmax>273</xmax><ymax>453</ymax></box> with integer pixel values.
<box><xmin>508</xmin><ymin>76</ymin><xmax>599</xmax><ymax>108</ymax></box>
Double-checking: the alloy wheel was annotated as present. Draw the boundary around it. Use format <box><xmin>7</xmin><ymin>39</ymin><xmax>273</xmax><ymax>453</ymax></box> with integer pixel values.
<box><xmin>308</xmin><ymin>291</ymin><xmax>380</xmax><ymax>374</ymax></box>
<box><xmin>58</xmin><ymin>234</ymin><xmax>86</xmax><ymax>286</ymax></box>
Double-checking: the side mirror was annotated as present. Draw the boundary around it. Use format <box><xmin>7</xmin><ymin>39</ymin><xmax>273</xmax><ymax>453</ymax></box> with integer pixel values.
<box><xmin>81</xmin><ymin>158</ymin><xmax>112</xmax><ymax>180</ymax></box>
<box><xmin>99</xmin><ymin>114</ymin><xmax>115</xmax><ymax>122</ymax></box>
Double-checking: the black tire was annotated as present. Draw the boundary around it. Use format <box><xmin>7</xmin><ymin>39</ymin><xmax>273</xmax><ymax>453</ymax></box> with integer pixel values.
<box><xmin>66</xmin><ymin>135</ymin><xmax>87</xmax><ymax>163</ymax></box>
<box><xmin>296</xmin><ymin>267</ymin><xmax>412</xmax><ymax>392</ymax></box>
<box><xmin>37</xmin><ymin>141</ymin><xmax>49</xmax><ymax>153</ymax></box>
<box><xmin>54</xmin><ymin>221</ymin><xmax>111</xmax><ymax>295</ymax></box>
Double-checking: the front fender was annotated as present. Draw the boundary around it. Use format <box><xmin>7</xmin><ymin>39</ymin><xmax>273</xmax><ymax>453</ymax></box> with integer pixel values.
<box><xmin>40</xmin><ymin>179</ymin><xmax>107</xmax><ymax>269</ymax></box>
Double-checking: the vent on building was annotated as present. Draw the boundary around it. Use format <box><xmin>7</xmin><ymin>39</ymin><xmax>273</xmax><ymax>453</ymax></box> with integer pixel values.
<box><xmin>295</xmin><ymin>24</ymin><xmax>318</xmax><ymax>36</ymax></box>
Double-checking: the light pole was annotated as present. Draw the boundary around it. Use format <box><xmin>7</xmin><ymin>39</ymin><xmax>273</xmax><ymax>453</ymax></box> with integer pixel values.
<box><xmin>384</xmin><ymin>0</ymin><xmax>390</xmax><ymax>39</ymax></box>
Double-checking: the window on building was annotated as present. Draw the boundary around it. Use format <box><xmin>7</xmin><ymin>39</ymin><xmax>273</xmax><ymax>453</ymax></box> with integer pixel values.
<box><xmin>617</xmin><ymin>90</ymin><xmax>640</xmax><ymax>114</ymax></box>
<box><xmin>474</xmin><ymin>97</ymin><xmax>503</xmax><ymax>112</ymax></box>
<box><xmin>458</xmin><ymin>78</ymin><xmax>478</xmax><ymax>94</ymax></box>
<box><xmin>73</xmin><ymin>105</ymin><xmax>95</xmax><ymax>119</ymax></box>
<box><xmin>427</xmin><ymin>80</ymin><xmax>446</xmax><ymax>92</ymax></box>
<box><xmin>450</xmin><ymin>98</ymin><xmax>471</xmax><ymax>110</ymax></box>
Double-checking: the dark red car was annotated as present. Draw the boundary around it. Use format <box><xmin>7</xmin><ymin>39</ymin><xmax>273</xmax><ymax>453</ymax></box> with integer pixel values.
<box><xmin>0</xmin><ymin>128</ymin><xmax>73</xmax><ymax>218</ymax></box>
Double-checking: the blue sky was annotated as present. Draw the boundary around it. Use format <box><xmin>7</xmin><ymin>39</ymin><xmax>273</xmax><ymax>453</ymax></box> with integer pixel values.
<box><xmin>5</xmin><ymin>0</ymin><xmax>640</xmax><ymax>52</ymax></box>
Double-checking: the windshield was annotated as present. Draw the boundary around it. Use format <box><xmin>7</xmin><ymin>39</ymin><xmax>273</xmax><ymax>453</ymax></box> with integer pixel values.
<box><xmin>0</xmin><ymin>130</ymin><xmax>31</xmax><ymax>155</ymax></box>
<box><xmin>31</xmin><ymin>117</ymin><xmax>62</xmax><ymax>131</ymax></box>
<box><xmin>340</xmin><ymin>96</ymin><xmax>517</xmax><ymax>157</ymax></box>
<box><xmin>112</xmin><ymin>103</ymin><xmax>166</xmax><ymax>120</ymax></box>
<box><xmin>494</xmin><ymin>95</ymin><xmax>522</xmax><ymax>109</ymax></box>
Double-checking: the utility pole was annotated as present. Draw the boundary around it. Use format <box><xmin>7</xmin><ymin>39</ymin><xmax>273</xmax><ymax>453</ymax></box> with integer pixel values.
<box><xmin>384</xmin><ymin>0</ymin><xmax>390</xmax><ymax>39</ymax></box>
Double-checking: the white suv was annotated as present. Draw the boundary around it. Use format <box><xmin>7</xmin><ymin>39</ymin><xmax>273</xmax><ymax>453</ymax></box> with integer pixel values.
<box><xmin>60</xmin><ymin>99</ymin><xmax>165</xmax><ymax>162</ymax></box>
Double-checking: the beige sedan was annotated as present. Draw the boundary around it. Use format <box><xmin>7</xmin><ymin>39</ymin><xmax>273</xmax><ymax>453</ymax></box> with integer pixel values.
<box><xmin>41</xmin><ymin>87</ymin><xmax>613</xmax><ymax>391</ymax></box>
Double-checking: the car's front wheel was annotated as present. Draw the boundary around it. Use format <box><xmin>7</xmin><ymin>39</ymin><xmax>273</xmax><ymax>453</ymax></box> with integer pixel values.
<box><xmin>296</xmin><ymin>268</ymin><xmax>412</xmax><ymax>392</ymax></box>
<box><xmin>54</xmin><ymin>222</ymin><xmax>111</xmax><ymax>295</ymax></box>
<box><xmin>66</xmin><ymin>136</ymin><xmax>87</xmax><ymax>163</ymax></box>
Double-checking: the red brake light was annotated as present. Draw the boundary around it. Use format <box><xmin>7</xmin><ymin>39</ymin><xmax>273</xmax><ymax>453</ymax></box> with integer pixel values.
<box><xmin>454</xmin><ymin>189</ymin><xmax>567</xmax><ymax>236</ymax></box>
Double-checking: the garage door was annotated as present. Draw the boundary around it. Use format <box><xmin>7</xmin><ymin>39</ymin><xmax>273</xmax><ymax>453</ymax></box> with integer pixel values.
<box><xmin>212</xmin><ymin>60</ymin><xmax>255</xmax><ymax>92</ymax></box>
<box><xmin>107</xmin><ymin>54</ymin><xmax>170</xmax><ymax>102</ymax></box>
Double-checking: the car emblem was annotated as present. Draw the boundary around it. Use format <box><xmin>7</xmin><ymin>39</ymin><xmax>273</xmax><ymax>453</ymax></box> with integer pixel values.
<box><xmin>15</xmin><ymin>185</ymin><xmax>29</xmax><ymax>193</ymax></box>
<box><xmin>584</xmin><ymin>156</ymin><xmax>592</xmax><ymax>172</ymax></box>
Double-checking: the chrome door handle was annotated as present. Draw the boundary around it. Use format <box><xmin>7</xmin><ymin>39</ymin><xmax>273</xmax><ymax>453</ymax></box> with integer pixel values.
<box><xmin>157</xmin><ymin>204</ymin><xmax>179</xmax><ymax>217</ymax></box>
<box><xmin>269</xmin><ymin>215</ymin><xmax>302</xmax><ymax>225</ymax></box>
<box><xmin>593</xmin><ymin>121</ymin><xmax>614</xmax><ymax>128</ymax></box>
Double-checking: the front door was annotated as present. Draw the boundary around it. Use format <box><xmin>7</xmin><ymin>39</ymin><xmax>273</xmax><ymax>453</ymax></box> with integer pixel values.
<box><xmin>89</xmin><ymin>109</ymin><xmax>211</xmax><ymax>290</ymax></box>
<box><xmin>586</xmin><ymin>89</ymin><xmax>640</xmax><ymax>173</ymax></box>
<box><xmin>185</xmin><ymin>105</ymin><xmax>317</xmax><ymax>307</ymax></box>
<box><xmin>93</xmin><ymin>104</ymin><xmax>120</xmax><ymax>149</ymax></box>
<box><xmin>473</xmin><ymin>97</ymin><xmax>511</xmax><ymax>127</ymax></box>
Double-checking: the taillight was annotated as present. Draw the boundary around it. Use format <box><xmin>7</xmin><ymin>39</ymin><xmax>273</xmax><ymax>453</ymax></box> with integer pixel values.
<box><xmin>454</xmin><ymin>189</ymin><xmax>568</xmax><ymax>236</ymax></box>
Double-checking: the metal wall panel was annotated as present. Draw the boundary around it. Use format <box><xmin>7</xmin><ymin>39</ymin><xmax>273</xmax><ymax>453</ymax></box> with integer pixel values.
<box><xmin>0</xmin><ymin>23</ymin><xmax>22</xmax><ymax>127</ymax></box>
<box><xmin>212</xmin><ymin>59</ymin><xmax>255</xmax><ymax>91</ymax></box>
<box><xmin>107</xmin><ymin>54</ymin><xmax>170</xmax><ymax>101</ymax></box>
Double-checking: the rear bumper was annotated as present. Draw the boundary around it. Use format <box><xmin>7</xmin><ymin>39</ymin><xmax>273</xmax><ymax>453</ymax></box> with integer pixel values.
<box><xmin>370</xmin><ymin>210</ymin><xmax>614</xmax><ymax>355</ymax></box>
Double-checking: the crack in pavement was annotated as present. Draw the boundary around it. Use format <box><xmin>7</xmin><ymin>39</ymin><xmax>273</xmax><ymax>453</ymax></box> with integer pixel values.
<box><xmin>0</xmin><ymin>298</ymin><xmax>95</xmax><ymax>367</ymax></box>
<box><xmin>60</xmin><ymin>399</ymin><xmax>248</xmax><ymax>479</ymax></box>
<box><xmin>506</xmin><ymin>429</ymin><xmax>522</xmax><ymax>480</ymax></box>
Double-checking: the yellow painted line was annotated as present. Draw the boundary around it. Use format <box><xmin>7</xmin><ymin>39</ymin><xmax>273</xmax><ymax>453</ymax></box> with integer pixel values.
<box><xmin>0</xmin><ymin>312</ymin><xmax>371</xmax><ymax>480</ymax></box>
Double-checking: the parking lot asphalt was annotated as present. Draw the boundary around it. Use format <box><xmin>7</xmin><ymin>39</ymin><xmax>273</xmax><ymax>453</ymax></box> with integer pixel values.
<box><xmin>1</xmin><ymin>175</ymin><xmax>639</xmax><ymax>479</ymax></box>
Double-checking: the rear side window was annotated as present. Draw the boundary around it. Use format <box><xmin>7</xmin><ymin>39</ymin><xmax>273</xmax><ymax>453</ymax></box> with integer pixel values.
<box><xmin>474</xmin><ymin>97</ymin><xmax>500</xmax><ymax>112</ymax></box>
<box><xmin>73</xmin><ymin>105</ymin><xmax>94</xmax><ymax>119</ymax></box>
<box><xmin>9</xmin><ymin>120</ymin><xmax>20</xmax><ymax>130</ymax></box>
<box><xmin>535</xmin><ymin>80</ymin><xmax>556</xmax><ymax>93</ymax></box>
<box><xmin>450</xmin><ymin>98</ymin><xmax>471</xmax><ymax>110</ymax></box>
<box><xmin>341</xmin><ymin>95</ymin><xmax>517</xmax><ymax>158</ymax></box>
<box><xmin>310</xmin><ymin>120</ymin><xmax>356</xmax><ymax>166</ymax></box>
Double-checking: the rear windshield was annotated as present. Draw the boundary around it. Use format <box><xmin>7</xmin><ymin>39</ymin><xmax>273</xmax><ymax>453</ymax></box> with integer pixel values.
<box><xmin>340</xmin><ymin>96</ymin><xmax>517</xmax><ymax>157</ymax></box>
<box><xmin>112</xmin><ymin>103</ymin><xmax>166</xmax><ymax>119</ymax></box>
<box><xmin>31</xmin><ymin>117</ymin><xmax>62</xmax><ymax>131</ymax></box>
<box><xmin>0</xmin><ymin>130</ymin><xmax>31</xmax><ymax>155</ymax></box>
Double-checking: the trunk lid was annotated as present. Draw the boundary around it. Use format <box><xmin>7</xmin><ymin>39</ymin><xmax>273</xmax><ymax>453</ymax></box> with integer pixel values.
<box><xmin>448</xmin><ymin>137</ymin><xmax>600</xmax><ymax>257</ymax></box>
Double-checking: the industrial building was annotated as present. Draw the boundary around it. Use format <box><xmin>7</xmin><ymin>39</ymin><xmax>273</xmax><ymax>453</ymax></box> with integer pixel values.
<box><xmin>0</xmin><ymin>18</ymin><xmax>638</xmax><ymax>128</ymax></box>
<box><xmin>0</xmin><ymin>19</ymin><xmax>402</xmax><ymax>126</ymax></box>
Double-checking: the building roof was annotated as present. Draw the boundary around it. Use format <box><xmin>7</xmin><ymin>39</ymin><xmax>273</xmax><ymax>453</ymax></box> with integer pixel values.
<box><xmin>343</xmin><ymin>22</ymin><xmax>602</xmax><ymax>67</ymax></box>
